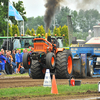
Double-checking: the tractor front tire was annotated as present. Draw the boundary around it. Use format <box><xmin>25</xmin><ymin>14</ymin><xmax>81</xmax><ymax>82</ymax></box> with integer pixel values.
<box><xmin>46</xmin><ymin>52</ymin><xmax>55</xmax><ymax>70</ymax></box>
<box><xmin>23</xmin><ymin>53</ymin><xmax>31</xmax><ymax>69</ymax></box>
<box><xmin>30</xmin><ymin>60</ymin><xmax>43</xmax><ymax>79</ymax></box>
<box><xmin>56</xmin><ymin>50</ymin><xmax>73</xmax><ymax>79</ymax></box>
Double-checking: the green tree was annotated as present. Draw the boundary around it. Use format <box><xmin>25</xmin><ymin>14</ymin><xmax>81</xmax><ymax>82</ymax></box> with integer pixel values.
<box><xmin>71</xmin><ymin>10</ymin><xmax>78</xmax><ymax>32</ymax></box>
<box><xmin>56</xmin><ymin>28</ymin><xmax>61</xmax><ymax>36</ymax></box>
<box><xmin>77</xmin><ymin>9</ymin><xmax>88</xmax><ymax>32</ymax></box>
<box><xmin>31</xmin><ymin>28</ymin><xmax>35</xmax><ymax>36</ymax></box>
<box><xmin>59</xmin><ymin>26</ymin><xmax>62</xmax><ymax>32</ymax></box>
<box><xmin>12</xmin><ymin>24</ymin><xmax>20</xmax><ymax>36</ymax></box>
<box><xmin>77</xmin><ymin>9</ymin><xmax>100</xmax><ymax>32</ymax></box>
<box><xmin>36</xmin><ymin>25</ymin><xmax>45</xmax><ymax>36</ymax></box>
<box><xmin>53</xmin><ymin>26</ymin><xmax>57</xmax><ymax>35</ymax></box>
<box><xmin>53</xmin><ymin>26</ymin><xmax>61</xmax><ymax>36</ymax></box>
<box><xmin>0</xmin><ymin>2</ymin><xmax>7</xmax><ymax>36</ymax></box>
<box><xmin>47</xmin><ymin>29</ymin><xmax>51</xmax><ymax>36</ymax></box>
<box><xmin>73</xmin><ymin>32</ymin><xmax>88</xmax><ymax>40</ymax></box>
<box><xmin>61</xmin><ymin>25</ymin><xmax>69</xmax><ymax>46</ymax></box>
<box><xmin>9</xmin><ymin>24</ymin><xmax>13</xmax><ymax>36</ymax></box>
<box><xmin>3</xmin><ymin>30</ymin><xmax>6</xmax><ymax>36</ymax></box>
<box><xmin>56</xmin><ymin>6</ymin><xmax>71</xmax><ymax>27</ymax></box>
<box><xmin>25</xmin><ymin>16</ymin><xmax>44</xmax><ymax>32</ymax></box>
<box><xmin>25</xmin><ymin>28</ymin><xmax>31</xmax><ymax>35</ymax></box>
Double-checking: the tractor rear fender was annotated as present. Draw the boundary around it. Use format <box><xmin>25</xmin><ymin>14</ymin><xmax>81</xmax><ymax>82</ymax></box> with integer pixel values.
<box><xmin>56</xmin><ymin>48</ymin><xmax>64</xmax><ymax>53</ymax></box>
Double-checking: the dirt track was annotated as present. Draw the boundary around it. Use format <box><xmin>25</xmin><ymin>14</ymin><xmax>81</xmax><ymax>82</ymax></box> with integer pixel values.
<box><xmin>0</xmin><ymin>76</ymin><xmax>100</xmax><ymax>88</ymax></box>
<box><xmin>0</xmin><ymin>76</ymin><xmax>100</xmax><ymax>100</ymax></box>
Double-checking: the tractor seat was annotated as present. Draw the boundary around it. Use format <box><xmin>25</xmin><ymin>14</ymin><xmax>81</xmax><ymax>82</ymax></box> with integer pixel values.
<box><xmin>47</xmin><ymin>36</ymin><xmax>51</xmax><ymax>42</ymax></box>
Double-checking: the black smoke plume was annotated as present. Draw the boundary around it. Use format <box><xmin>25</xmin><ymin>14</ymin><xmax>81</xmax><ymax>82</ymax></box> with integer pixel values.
<box><xmin>44</xmin><ymin>0</ymin><xmax>63</xmax><ymax>33</ymax></box>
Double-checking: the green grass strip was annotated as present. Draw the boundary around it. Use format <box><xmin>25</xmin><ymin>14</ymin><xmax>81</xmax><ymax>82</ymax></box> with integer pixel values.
<box><xmin>0</xmin><ymin>84</ymin><xmax>98</xmax><ymax>98</ymax></box>
<box><xmin>3</xmin><ymin>73</ymin><xmax>29</xmax><ymax>77</ymax></box>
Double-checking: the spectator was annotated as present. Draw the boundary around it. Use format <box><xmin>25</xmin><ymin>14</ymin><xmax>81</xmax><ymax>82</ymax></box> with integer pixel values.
<box><xmin>1</xmin><ymin>49</ymin><xmax>4</xmax><ymax>55</ymax></box>
<box><xmin>5</xmin><ymin>50</ymin><xmax>8</xmax><ymax>53</ymax></box>
<box><xmin>0</xmin><ymin>49</ymin><xmax>6</xmax><ymax>74</ymax></box>
<box><xmin>9</xmin><ymin>51</ymin><xmax>12</xmax><ymax>58</ymax></box>
<box><xmin>21</xmin><ymin>49</ymin><xmax>25</xmax><ymax>66</ymax></box>
<box><xmin>18</xmin><ymin>64</ymin><xmax>26</xmax><ymax>74</ymax></box>
<box><xmin>9</xmin><ymin>50</ymin><xmax>13</xmax><ymax>65</ymax></box>
<box><xmin>18</xmin><ymin>49</ymin><xmax>27</xmax><ymax>74</ymax></box>
<box><xmin>28</xmin><ymin>48</ymin><xmax>33</xmax><ymax>54</ymax></box>
<box><xmin>25</xmin><ymin>48</ymin><xmax>27</xmax><ymax>53</ymax></box>
<box><xmin>4</xmin><ymin>50</ymin><xmax>8</xmax><ymax>57</ymax></box>
<box><xmin>9</xmin><ymin>51</ymin><xmax>13</xmax><ymax>63</ymax></box>
<box><xmin>15</xmin><ymin>50</ymin><xmax>20</xmax><ymax>73</ymax></box>
<box><xmin>0</xmin><ymin>58</ymin><xmax>2</xmax><ymax>71</ymax></box>
<box><xmin>12</xmin><ymin>50</ymin><xmax>17</xmax><ymax>73</ymax></box>
<box><xmin>5</xmin><ymin>52</ymin><xmax>12</xmax><ymax>74</ymax></box>
<box><xmin>18</xmin><ymin>49</ymin><xmax>24</xmax><ymax>73</ymax></box>
<box><xmin>12</xmin><ymin>50</ymin><xmax>15</xmax><ymax>63</ymax></box>
<box><xmin>0</xmin><ymin>52</ymin><xmax>3</xmax><ymax>72</ymax></box>
<box><xmin>1</xmin><ymin>49</ymin><xmax>6</xmax><ymax>60</ymax></box>
<box><xmin>19</xmin><ymin>49</ymin><xmax>22</xmax><ymax>63</ymax></box>
<box><xmin>21</xmin><ymin>49</ymin><xmax>25</xmax><ymax>57</ymax></box>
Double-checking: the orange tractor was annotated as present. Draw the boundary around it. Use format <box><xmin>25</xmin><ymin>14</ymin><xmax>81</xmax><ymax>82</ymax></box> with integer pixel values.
<box><xmin>23</xmin><ymin>35</ymin><xmax>73</xmax><ymax>79</ymax></box>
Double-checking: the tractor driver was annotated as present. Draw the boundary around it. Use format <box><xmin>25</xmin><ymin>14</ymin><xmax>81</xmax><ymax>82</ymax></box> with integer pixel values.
<box><xmin>51</xmin><ymin>40</ymin><xmax>56</xmax><ymax>52</ymax></box>
<box><xmin>51</xmin><ymin>39</ymin><xmax>54</xmax><ymax>45</ymax></box>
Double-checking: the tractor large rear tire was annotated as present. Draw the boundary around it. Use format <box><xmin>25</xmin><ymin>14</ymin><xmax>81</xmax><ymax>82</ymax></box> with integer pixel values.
<box><xmin>56</xmin><ymin>50</ymin><xmax>73</xmax><ymax>79</ymax></box>
<box><xmin>30</xmin><ymin>60</ymin><xmax>43</xmax><ymax>79</ymax></box>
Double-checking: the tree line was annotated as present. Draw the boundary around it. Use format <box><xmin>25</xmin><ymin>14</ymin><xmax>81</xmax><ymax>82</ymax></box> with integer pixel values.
<box><xmin>7</xmin><ymin>23</ymin><xmax>69</xmax><ymax>46</ymax></box>
<box><xmin>24</xmin><ymin>7</ymin><xmax>100</xmax><ymax>40</ymax></box>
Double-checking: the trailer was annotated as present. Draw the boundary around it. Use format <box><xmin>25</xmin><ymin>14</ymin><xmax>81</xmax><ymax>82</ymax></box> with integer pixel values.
<box><xmin>70</xmin><ymin>37</ymin><xmax>100</xmax><ymax>78</ymax></box>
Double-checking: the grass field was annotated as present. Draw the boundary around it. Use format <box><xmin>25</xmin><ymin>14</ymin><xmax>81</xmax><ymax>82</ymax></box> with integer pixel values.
<box><xmin>0</xmin><ymin>73</ymin><xmax>29</xmax><ymax>77</ymax></box>
<box><xmin>0</xmin><ymin>84</ymin><xmax>98</xmax><ymax>98</ymax></box>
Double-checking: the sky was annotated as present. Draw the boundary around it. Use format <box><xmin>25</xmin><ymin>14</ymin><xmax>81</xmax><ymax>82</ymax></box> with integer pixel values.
<box><xmin>10</xmin><ymin>0</ymin><xmax>46</xmax><ymax>18</ymax></box>
<box><xmin>10</xmin><ymin>0</ymin><xmax>100</xmax><ymax>18</ymax></box>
